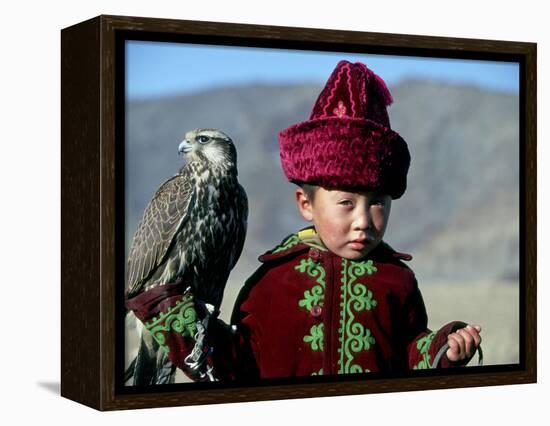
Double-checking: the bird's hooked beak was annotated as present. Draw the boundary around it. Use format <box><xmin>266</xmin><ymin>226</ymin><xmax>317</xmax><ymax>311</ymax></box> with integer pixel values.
<box><xmin>178</xmin><ymin>139</ymin><xmax>192</xmax><ymax>155</ymax></box>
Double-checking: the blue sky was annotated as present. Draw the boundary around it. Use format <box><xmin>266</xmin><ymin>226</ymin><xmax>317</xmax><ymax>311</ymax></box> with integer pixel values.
<box><xmin>126</xmin><ymin>40</ymin><xmax>520</xmax><ymax>100</ymax></box>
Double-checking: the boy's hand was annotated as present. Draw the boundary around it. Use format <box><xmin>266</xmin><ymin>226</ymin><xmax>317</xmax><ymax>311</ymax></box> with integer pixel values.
<box><xmin>446</xmin><ymin>325</ymin><xmax>482</xmax><ymax>365</ymax></box>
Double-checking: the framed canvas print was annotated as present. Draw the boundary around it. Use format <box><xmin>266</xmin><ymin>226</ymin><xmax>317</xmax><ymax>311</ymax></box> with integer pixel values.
<box><xmin>61</xmin><ymin>14</ymin><xmax>536</xmax><ymax>411</ymax></box>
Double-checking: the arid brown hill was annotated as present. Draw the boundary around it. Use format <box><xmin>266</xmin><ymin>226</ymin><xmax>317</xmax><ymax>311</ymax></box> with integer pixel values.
<box><xmin>125</xmin><ymin>80</ymin><xmax>519</xmax><ymax>287</ymax></box>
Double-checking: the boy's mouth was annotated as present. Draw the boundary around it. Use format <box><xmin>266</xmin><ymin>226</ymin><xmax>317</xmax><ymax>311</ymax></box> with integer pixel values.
<box><xmin>348</xmin><ymin>235</ymin><xmax>378</xmax><ymax>250</ymax></box>
<box><xmin>348</xmin><ymin>238</ymin><xmax>370</xmax><ymax>250</ymax></box>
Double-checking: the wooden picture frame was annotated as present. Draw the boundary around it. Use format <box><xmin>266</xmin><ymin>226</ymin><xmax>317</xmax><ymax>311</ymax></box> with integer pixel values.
<box><xmin>61</xmin><ymin>14</ymin><xmax>536</xmax><ymax>411</ymax></box>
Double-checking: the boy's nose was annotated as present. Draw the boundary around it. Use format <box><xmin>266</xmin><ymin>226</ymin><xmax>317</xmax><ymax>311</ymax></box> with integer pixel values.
<box><xmin>352</xmin><ymin>209</ymin><xmax>371</xmax><ymax>230</ymax></box>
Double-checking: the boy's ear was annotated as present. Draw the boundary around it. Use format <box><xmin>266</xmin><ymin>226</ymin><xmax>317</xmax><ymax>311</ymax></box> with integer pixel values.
<box><xmin>295</xmin><ymin>188</ymin><xmax>313</xmax><ymax>222</ymax></box>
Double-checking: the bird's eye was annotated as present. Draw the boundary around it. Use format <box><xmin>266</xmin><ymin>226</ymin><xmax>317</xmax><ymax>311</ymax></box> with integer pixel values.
<box><xmin>197</xmin><ymin>135</ymin><xmax>210</xmax><ymax>144</ymax></box>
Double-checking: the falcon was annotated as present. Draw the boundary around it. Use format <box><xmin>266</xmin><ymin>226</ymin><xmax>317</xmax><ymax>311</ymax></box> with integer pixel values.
<box><xmin>125</xmin><ymin>128</ymin><xmax>248</xmax><ymax>384</ymax></box>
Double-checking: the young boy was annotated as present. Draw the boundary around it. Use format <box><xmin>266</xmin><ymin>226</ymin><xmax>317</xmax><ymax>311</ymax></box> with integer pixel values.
<box><xmin>126</xmin><ymin>60</ymin><xmax>481</xmax><ymax>381</ymax></box>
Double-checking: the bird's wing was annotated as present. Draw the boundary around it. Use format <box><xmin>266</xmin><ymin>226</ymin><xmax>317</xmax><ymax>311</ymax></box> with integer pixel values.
<box><xmin>230</xmin><ymin>183</ymin><xmax>249</xmax><ymax>269</ymax></box>
<box><xmin>126</xmin><ymin>173</ymin><xmax>196</xmax><ymax>296</ymax></box>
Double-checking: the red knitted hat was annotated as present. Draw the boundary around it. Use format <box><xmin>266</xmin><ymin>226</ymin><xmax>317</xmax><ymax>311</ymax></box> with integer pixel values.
<box><xmin>278</xmin><ymin>60</ymin><xmax>410</xmax><ymax>199</ymax></box>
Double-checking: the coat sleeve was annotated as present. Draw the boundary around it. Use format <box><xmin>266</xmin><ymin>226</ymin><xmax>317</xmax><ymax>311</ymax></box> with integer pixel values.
<box><xmin>205</xmin><ymin>263</ymin><xmax>275</xmax><ymax>381</ymax></box>
<box><xmin>126</xmin><ymin>282</ymin><xmax>260</xmax><ymax>382</ymax></box>
<box><xmin>403</xmin><ymin>279</ymin><xmax>467</xmax><ymax>369</ymax></box>
<box><xmin>205</xmin><ymin>317</ymin><xmax>260</xmax><ymax>381</ymax></box>
<box><xmin>125</xmin><ymin>283</ymin><xmax>201</xmax><ymax>380</ymax></box>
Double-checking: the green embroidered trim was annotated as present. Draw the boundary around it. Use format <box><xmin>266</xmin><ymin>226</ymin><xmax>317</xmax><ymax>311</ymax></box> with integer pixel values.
<box><xmin>144</xmin><ymin>295</ymin><xmax>197</xmax><ymax>354</ymax></box>
<box><xmin>272</xmin><ymin>234</ymin><xmax>301</xmax><ymax>253</ymax></box>
<box><xmin>294</xmin><ymin>255</ymin><xmax>378</xmax><ymax>372</ymax></box>
<box><xmin>413</xmin><ymin>331</ymin><xmax>437</xmax><ymax>369</ymax></box>
<box><xmin>304</xmin><ymin>324</ymin><xmax>324</xmax><ymax>351</ymax></box>
<box><xmin>337</xmin><ymin>259</ymin><xmax>378</xmax><ymax>374</ymax></box>
<box><xmin>350</xmin><ymin>259</ymin><xmax>378</xmax><ymax>278</ymax></box>
<box><xmin>295</xmin><ymin>258</ymin><xmax>326</xmax><ymax>353</ymax></box>
<box><xmin>311</xmin><ymin>368</ymin><xmax>324</xmax><ymax>376</ymax></box>
<box><xmin>296</xmin><ymin>258</ymin><xmax>326</xmax><ymax>310</ymax></box>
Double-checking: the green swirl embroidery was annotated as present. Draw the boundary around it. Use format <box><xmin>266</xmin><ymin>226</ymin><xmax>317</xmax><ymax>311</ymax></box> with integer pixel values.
<box><xmin>349</xmin><ymin>365</ymin><xmax>371</xmax><ymax>374</ymax></box>
<box><xmin>296</xmin><ymin>258</ymin><xmax>326</xmax><ymax>310</ymax></box>
<box><xmin>347</xmin><ymin>260</ymin><xmax>378</xmax><ymax>311</ymax></box>
<box><xmin>304</xmin><ymin>324</ymin><xmax>324</xmax><ymax>351</ymax></box>
<box><xmin>413</xmin><ymin>331</ymin><xmax>436</xmax><ymax>369</ymax></box>
<box><xmin>272</xmin><ymin>234</ymin><xmax>301</xmax><ymax>253</ymax></box>
<box><xmin>337</xmin><ymin>258</ymin><xmax>378</xmax><ymax>374</ymax></box>
<box><xmin>144</xmin><ymin>295</ymin><xmax>197</xmax><ymax>354</ymax></box>
<box><xmin>295</xmin><ymin>258</ymin><xmax>326</xmax><ymax>354</ymax></box>
<box><xmin>298</xmin><ymin>285</ymin><xmax>324</xmax><ymax>311</ymax></box>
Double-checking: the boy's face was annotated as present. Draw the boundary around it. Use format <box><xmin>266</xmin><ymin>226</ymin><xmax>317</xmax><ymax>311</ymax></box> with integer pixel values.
<box><xmin>296</xmin><ymin>186</ymin><xmax>392</xmax><ymax>260</ymax></box>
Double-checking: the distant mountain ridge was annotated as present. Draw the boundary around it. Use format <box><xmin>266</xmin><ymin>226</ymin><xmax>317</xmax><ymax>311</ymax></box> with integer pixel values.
<box><xmin>125</xmin><ymin>80</ymin><xmax>519</xmax><ymax>286</ymax></box>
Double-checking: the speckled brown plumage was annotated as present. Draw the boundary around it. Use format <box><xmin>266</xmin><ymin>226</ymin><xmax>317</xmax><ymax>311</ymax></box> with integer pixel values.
<box><xmin>125</xmin><ymin>129</ymin><xmax>248</xmax><ymax>310</ymax></box>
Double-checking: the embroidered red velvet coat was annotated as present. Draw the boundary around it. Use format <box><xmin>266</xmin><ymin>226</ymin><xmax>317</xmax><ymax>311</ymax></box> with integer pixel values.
<box><xmin>126</xmin><ymin>231</ymin><xmax>466</xmax><ymax>381</ymax></box>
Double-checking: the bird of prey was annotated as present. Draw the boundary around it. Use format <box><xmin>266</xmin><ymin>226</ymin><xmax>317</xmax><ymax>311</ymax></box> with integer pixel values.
<box><xmin>125</xmin><ymin>128</ymin><xmax>248</xmax><ymax>384</ymax></box>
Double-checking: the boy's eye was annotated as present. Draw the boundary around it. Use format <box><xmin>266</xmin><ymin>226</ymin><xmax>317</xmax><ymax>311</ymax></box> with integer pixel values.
<box><xmin>371</xmin><ymin>198</ymin><xmax>385</xmax><ymax>206</ymax></box>
<box><xmin>339</xmin><ymin>200</ymin><xmax>354</xmax><ymax>206</ymax></box>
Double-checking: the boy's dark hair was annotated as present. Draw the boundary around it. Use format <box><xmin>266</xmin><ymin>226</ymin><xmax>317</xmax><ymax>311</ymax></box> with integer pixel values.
<box><xmin>297</xmin><ymin>182</ymin><xmax>319</xmax><ymax>202</ymax></box>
